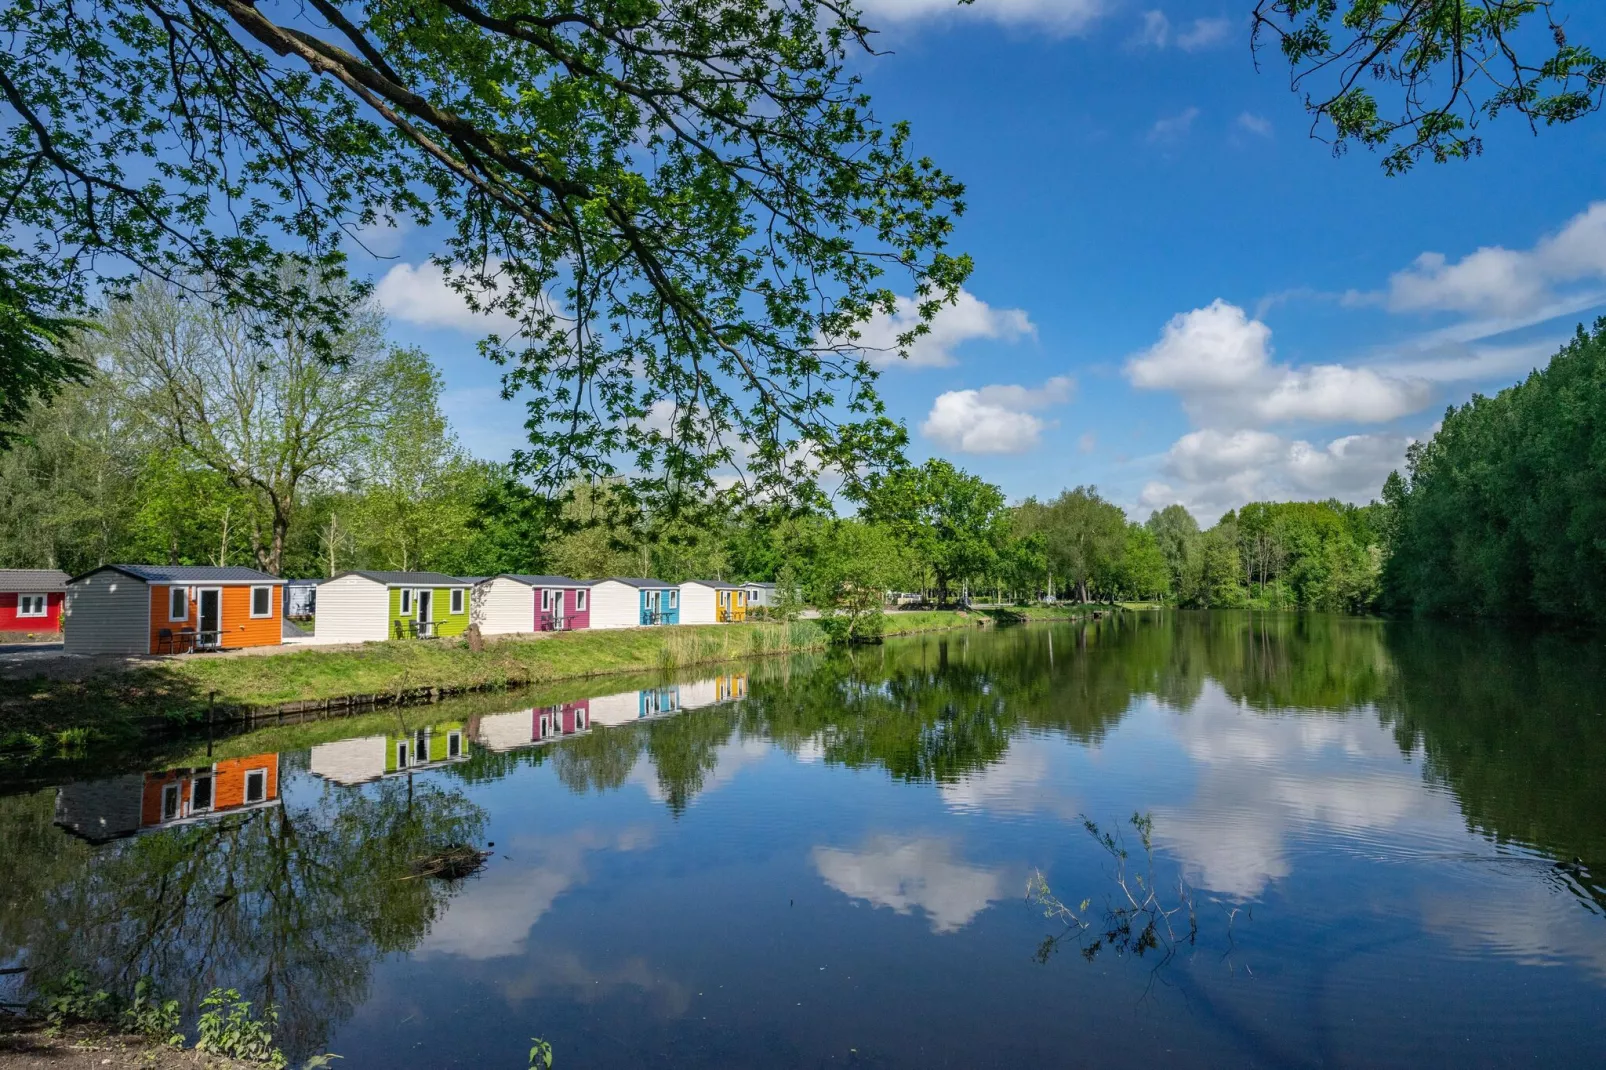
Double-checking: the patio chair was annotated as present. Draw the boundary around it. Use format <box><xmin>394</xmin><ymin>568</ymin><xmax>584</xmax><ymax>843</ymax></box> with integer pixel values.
<box><xmin>157</xmin><ymin>628</ymin><xmax>175</xmax><ymax>654</ymax></box>
<box><xmin>394</xmin><ymin>619</ymin><xmax>407</xmax><ymax>640</ymax></box>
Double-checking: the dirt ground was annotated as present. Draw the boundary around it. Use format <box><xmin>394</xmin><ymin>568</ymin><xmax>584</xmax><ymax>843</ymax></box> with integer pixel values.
<box><xmin>0</xmin><ymin>1020</ymin><xmax>253</xmax><ymax>1069</ymax></box>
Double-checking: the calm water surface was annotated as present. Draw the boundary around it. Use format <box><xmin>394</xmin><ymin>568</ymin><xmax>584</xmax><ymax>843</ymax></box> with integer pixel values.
<box><xmin>4</xmin><ymin>612</ymin><xmax>1606</xmax><ymax>1067</ymax></box>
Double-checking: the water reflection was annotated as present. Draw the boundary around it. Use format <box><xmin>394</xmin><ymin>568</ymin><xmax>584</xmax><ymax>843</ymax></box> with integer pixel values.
<box><xmin>3</xmin><ymin>616</ymin><xmax>1606</xmax><ymax>1066</ymax></box>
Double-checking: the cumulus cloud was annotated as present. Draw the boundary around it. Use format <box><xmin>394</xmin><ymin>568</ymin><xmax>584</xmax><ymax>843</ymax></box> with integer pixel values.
<box><xmin>1141</xmin><ymin>430</ymin><xmax>1413</xmax><ymax>519</ymax></box>
<box><xmin>812</xmin><ymin>836</ymin><xmax>1005</xmax><ymax>933</ymax></box>
<box><xmin>1148</xmin><ymin>106</ymin><xmax>1201</xmax><ymax>143</ymax></box>
<box><xmin>1375</xmin><ymin>201</ymin><xmax>1606</xmax><ymax>317</ymax></box>
<box><xmin>1126</xmin><ymin>300</ymin><xmax>1431</xmax><ymax>425</ymax></box>
<box><xmin>844</xmin><ymin>289</ymin><xmax>1035</xmax><ymax>369</ymax></box>
<box><xmin>855</xmin><ymin>0</ymin><xmax>1105</xmax><ymax>35</ymax></box>
<box><xmin>375</xmin><ymin>260</ymin><xmax>528</xmax><ymax>337</ymax></box>
<box><xmin>921</xmin><ymin>375</ymin><xmax>1074</xmax><ymax>454</ymax></box>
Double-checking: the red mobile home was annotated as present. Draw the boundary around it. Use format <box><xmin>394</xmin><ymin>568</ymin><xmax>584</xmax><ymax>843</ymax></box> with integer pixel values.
<box><xmin>0</xmin><ymin>569</ymin><xmax>69</xmax><ymax>636</ymax></box>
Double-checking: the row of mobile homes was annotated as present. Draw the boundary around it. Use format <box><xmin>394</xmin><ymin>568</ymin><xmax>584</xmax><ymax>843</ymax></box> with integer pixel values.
<box><xmin>0</xmin><ymin>569</ymin><xmax>69</xmax><ymax>636</ymax></box>
<box><xmin>473</xmin><ymin>575</ymin><xmax>592</xmax><ymax>635</ymax></box>
<box><xmin>314</xmin><ymin>571</ymin><xmax>471</xmax><ymax>642</ymax></box>
<box><xmin>64</xmin><ymin>565</ymin><xmax>284</xmax><ymax>655</ymax></box>
<box><xmin>588</xmin><ymin>578</ymin><xmax>681</xmax><ymax>629</ymax></box>
<box><xmin>679</xmin><ymin>581</ymin><xmax>748</xmax><ymax>624</ymax></box>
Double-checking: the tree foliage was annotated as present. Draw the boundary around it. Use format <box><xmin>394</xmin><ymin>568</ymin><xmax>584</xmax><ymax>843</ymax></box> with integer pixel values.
<box><xmin>1382</xmin><ymin>319</ymin><xmax>1606</xmax><ymax>621</ymax></box>
<box><xmin>1254</xmin><ymin>0</ymin><xmax>1605</xmax><ymax>174</ymax></box>
<box><xmin>0</xmin><ymin>0</ymin><xmax>970</xmax><ymax>504</ymax></box>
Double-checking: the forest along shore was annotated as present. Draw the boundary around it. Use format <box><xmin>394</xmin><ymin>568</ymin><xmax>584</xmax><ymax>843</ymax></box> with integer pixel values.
<box><xmin>0</xmin><ymin>611</ymin><xmax>1100</xmax><ymax>756</ymax></box>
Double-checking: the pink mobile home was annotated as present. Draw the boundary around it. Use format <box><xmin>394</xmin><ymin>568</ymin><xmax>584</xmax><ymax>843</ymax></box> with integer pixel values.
<box><xmin>472</xmin><ymin>575</ymin><xmax>592</xmax><ymax>635</ymax></box>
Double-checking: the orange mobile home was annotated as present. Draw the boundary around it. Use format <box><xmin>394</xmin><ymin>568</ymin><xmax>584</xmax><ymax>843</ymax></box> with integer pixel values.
<box><xmin>64</xmin><ymin>565</ymin><xmax>285</xmax><ymax>655</ymax></box>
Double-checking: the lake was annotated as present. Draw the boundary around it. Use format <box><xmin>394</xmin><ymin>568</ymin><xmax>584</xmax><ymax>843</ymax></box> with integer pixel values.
<box><xmin>3</xmin><ymin>611</ymin><xmax>1605</xmax><ymax>1067</ymax></box>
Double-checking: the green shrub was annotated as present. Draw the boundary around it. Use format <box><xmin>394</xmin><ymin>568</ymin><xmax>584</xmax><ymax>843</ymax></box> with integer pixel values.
<box><xmin>196</xmin><ymin>988</ymin><xmax>286</xmax><ymax>1068</ymax></box>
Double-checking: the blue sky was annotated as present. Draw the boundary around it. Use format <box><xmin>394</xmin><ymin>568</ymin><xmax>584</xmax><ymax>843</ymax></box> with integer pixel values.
<box><xmin>356</xmin><ymin>0</ymin><xmax>1606</xmax><ymax>524</ymax></box>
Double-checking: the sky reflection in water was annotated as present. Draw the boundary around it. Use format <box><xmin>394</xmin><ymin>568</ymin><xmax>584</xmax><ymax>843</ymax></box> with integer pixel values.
<box><xmin>5</xmin><ymin>613</ymin><xmax>1606</xmax><ymax>1067</ymax></box>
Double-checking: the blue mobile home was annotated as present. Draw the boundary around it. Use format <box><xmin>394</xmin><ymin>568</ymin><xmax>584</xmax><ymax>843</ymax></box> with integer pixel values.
<box><xmin>587</xmin><ymin>578</ymin><xmax>681</xmax><ymax>629</ymax></box>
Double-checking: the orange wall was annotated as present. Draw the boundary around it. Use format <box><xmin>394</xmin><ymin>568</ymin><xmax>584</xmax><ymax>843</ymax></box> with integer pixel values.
<box><xmin>147</xmin><ymin>584</ymin><xmax>282</xmax><ymax>652</ymax></box>
<box><xmin>140</xmin><ymin>754</ymin><xmax>280</xmax><ymax>826</ymax></box>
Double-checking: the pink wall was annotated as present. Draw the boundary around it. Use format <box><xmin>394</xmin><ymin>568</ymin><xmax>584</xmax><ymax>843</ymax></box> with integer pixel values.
<box><xmin>537</xmin><ymin>587</ymin><xmax>591</xmax><ymax>631</ymax></box>
<box><xmin>0</xmin><ymin>591</ymin><xmax>63</xmax><ymax>633</ymax></box>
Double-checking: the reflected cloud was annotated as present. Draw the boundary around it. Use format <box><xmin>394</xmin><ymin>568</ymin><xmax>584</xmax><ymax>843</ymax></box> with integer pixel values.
<box><xmin>417</xmin><ymin>826</ymin><xmax>653</xmax><ymax>960</ymax></box>
<box><xmin>1422</xmin><ymin>873</ymin><xmax>1606</xmax><ymax>981</ymax></box>
<box><xmin>812</xmin><ymin>836</ymin><xmax>1004</xmax><ymax>933</ymax></box>
<box><xmin>629</xmin><ymin>736</ymin><xmax>771</xmax><ymax>807</ymax></box>
<box><xmin>1153</xmin><ymin>683</ymin><xmax>1466</xmax><ymax>898</ymax></box>
<box><xmin>937</xmin><ymin>737</ymin><xmax>1080</xmax><ymax>821</ymax></box>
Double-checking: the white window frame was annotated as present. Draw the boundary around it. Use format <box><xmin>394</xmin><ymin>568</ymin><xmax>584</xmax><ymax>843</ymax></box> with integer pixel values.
<box><xmin>447</xmin><ymin>730</ymin><xmax>462</xmax><ymax>758</ymax></box>
<box><xmin>399</xmin><ymin>588</ymin><xmax>413</xmax><ymax>616</ymax></box>
<box><xmin>168</xmin><ymin>586</ymin><xmax>188</xmax><ymax>622</ymax></box>
<box><xmin>244</xmin><ymin>768</ymin><xmax>267</xmax><ymax>804</ymax></box>
<box><xmin>450</xmin><ymin>588</ymin><xmax>464</xmax><ymax>615</ymax></box>
<box><xmin>667</xmin><ymin>590</ymin><xmax>678</xmax><ymax>609</ymax></box>
<box><xmin>541</xmin><ymin>588</ymin><xmax>552</xmax><ymax>612</ymax></box>
<box><xmin>575</xmin><ymin>589</ymin><xmax>587</xmax><ymax>611</ymax></box>
<box><xmin>161</xmin><ymin>782</ymin><xmax>182</xmax><ymax>822</ymax></box>
<box><xmin>17</xmin><ymin>593</ymin><xmax>49</xmax><ymax>618</ymax></box>
<box><xmin>249</xmin><ymin>585</ymin><xmax>273</xmax><ymax>619</ymax></box>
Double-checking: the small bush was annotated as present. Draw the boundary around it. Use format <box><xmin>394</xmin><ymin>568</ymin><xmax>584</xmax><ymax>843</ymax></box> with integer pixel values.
<box><xmin>124</xmin><ymin>978</ymin><xmax>183</xmax><ymax>1047</ymax></box>
<box><xmin>196</xmin><ymin>988</ymin><xmax>287</xmax><ymax>1068</ymax></box>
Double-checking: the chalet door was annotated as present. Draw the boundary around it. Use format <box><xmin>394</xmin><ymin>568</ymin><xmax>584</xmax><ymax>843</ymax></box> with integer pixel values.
<box><xmin>197</xmin><ymin>589</ymin><xmax>222</xmax><ymax>649</ymax></box>
<box><xmin>416</xmin><ymin>590</ymin><xmax>433</xmax><ymax>635</ymax></box>
<box><xmin>550</xmin><ymin>589</ymin><xmax>565</xmax><ymax>629</ymax></box>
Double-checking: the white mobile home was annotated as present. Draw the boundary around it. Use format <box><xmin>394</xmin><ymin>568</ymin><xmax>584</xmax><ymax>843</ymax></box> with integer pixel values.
<box><xmin>314</xmin><ymin>571</ymin><xmax>472</xmax><ymax>642</ymax></box>
<box><xmin>587</xmin><ymin>578</ymin><xmax>680</xmax><ymax>630</ymax></box>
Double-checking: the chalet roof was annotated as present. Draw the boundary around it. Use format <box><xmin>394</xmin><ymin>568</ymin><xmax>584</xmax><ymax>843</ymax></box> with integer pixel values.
<box><xmin>71</xmin><ymin>565</ymin><xmax>284</xmax><ymax>585</ymax></box>
<box><xmin>0</xmin><ymin>569</ymin><xmax>70</xmax><ymax>592</ymax></box>
<box><xmin>329</xmin><ymin>571</ymin><xmax>472</xmax><ymax>587</ymax></box>
<box><xmin>494</xmin><ymin>574</ymin><xmax>593</xmax><ymax>588</ymax></box>
<box><xmin>597</xmin><ymin>577</ymin><xmax>676</xmax><ymax>589</ymax></box>
<box><xmin>682</xmin><ymin>579</ymin><xmax>742</xmax><ymax>590</ymax></box>
<box><xmin>743</xmin><ymin>581</ymin><xmax>778</xmax><ymax>589</ymax></box>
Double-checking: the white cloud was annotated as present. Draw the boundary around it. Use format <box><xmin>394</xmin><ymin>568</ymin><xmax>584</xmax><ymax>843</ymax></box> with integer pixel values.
<box><xmin>1144</xmin><ymin>429</ymin><xmax>1413</xmax><ymax>519</ymax></box>
<box><xmin>1126</xmin><ymin>300</ymin><xmax>1430</xmax><ymax>426</ymax></box>
<box><xmin>856</xmin><ymin>0</ymin><xmax>1105</xmax><ymax>35</ymax></box>
<box><xmin>846</xmin><ymin>289</ymin><xmax>1034</xmax><ymax>369</ymax></box>
<box><xmin>921</xmin><ymin>375</ymin><xmax>1074</xmax><ymax>455</ymax></box>
<box><xmin>1176</xmin><ymin>16</ymin><xmax>1232</xmax><ymax>50</ymax></box>
<box><xmin>1128</xmin><ymin>299</ymin><xmax>1271</xmax><ymax>391</ymax></box>
<box><xmin>1236</xmin><ymin>112</ymin><xmax>1273</xmax><ymax>137</ymax></box>
<box><xmin>1078</xmin><ymin>431</ymin><xmax>1098</xmax><ymax>454</ymax></box>
<box><xmin>1134</xmin><ymin>11</ymin><xmax>1231</xmax><ymax>50</ymax></box>
<box><xmin>1378</xmin><ymin>201</ymin><xmax>1606</xmax><ymax>317</ymax></box>
<box><xmin>374</xmin><ymin>260</ymin><xmax>524</xmax><ymax>338</ymax></box>
<box><xmin>1134</xmin><ymin>9</ymin><xmax>1169</xmax><ymax>47</ymax></box>
<box><xmin>1148</xmin><ymin>106</ymin><xmax>1200</xmax><ymax>143</ymax></box>
<box><xmin>812</xmin><ymin>836</ymin><xmax>1005</xmax><ymax>933</ymax></box>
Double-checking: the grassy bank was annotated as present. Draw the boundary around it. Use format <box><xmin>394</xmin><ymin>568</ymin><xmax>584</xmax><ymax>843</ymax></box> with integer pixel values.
<box><xmin>0</xmin><ymin>612</ymin><xmax>975</xmax><ymax>753</ymax></box>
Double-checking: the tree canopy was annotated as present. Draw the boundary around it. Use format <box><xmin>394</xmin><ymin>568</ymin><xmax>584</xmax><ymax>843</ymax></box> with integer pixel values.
<box><xmin>0</xmin><ymin>0</ymin><xmax>970</xmax><ymax>499</ymax></box>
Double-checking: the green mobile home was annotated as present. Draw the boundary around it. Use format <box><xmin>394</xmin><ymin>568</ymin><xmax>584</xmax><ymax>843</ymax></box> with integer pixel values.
<box><xmin>314</xmin><ymin>571</ymin><xmax>473</xmax><ymax>642</ymax></box>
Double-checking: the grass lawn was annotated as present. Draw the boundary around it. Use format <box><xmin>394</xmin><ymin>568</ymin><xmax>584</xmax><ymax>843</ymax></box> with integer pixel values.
<box><xmin>0</xmin><ymin>611</ymin><xmax>978</xmax><ymax>756</ymax></box>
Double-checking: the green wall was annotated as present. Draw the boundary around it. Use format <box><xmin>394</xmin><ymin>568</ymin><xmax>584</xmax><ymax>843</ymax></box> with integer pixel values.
<box><xmin>387</xmin><ymin>586</ymin><xmax>470</xmax><ymax>639</ymax></box>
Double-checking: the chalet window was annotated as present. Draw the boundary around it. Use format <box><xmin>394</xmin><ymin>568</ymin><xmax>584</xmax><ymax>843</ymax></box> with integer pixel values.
<box><xmin>18</xmin><ymin>594</ymin><xmax>48</xmax><ymax>618</ymax></box>
<box><xmin>668</xmin><ymin>590</ymin><xmax>678</xmax><ymax>609</ymax></box>
<box><xmin>447</xmin><ymin>731</ymin><xmax>462</xmax><ymax>758</ymax></box>
<box><xmin>400</xmin><ymin>589</ymin><xmax>413</xmax><ymax>616</ymax></box>
<box><xmin>576</xmin><ymin>590</ymin><xmax>587</xmax><ymax>611</ymax></box>
<box><xmin>450</xmin><ymin>588</ymin><xmax>464</xmax><ymax>614</ymax></box>
<box><xmin>249</xmin><ymin>586</ymin><xmax>272</xmax><ymax>618</ymax></box>
<box><xmin>541</xmin><ymin>589</ymin><xmax>551</xmax><ymax>611</ymax></box>
<box><xmin>244</xmin><ymin>769</ymin><xmax>267</xmax><ymax>804</ymax></box>
<box><xmin>191</xmin><ymin>774</ymin><xmax>214</xmax><ymax>812</ymax></box>
<box><xmin>169</xmin><ymin>587</ymin><xmax>188</xmax><ymax>621</ymax></box>
<box><xmin>162</xmin><ymin>783</ymin><xmax>181</xmax><ymax>822</ymax></box>
<box><xmin>396</xmin><ymin>741</ymin><xmax>410</xmax><ymax>767</ymax></box>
